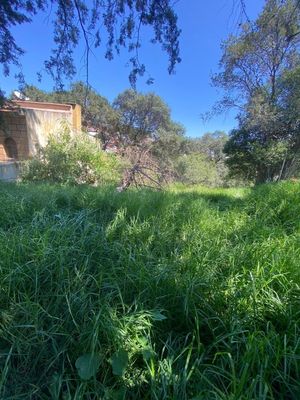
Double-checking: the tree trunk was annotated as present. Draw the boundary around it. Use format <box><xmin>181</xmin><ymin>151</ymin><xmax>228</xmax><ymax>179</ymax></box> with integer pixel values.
<box><xmin>255</xmin><ymin>167</ymin><xmax>267</xmax><ymax>185</ymax></box>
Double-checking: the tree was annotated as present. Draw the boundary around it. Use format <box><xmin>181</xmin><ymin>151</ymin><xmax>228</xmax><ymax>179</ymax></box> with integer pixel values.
<box><xmin>278</xmin><ymin>66</ymin><xmax>300</xmax><ymax>130</ymax></box>
<box><xmin>20</xmin><ymin>85</ymin><xmax>51</xmax><ymax>102</ymax></box>
<box><xmin>186</xmin><ymin>131</ymin><xmax>228</xmax><ymax>162</ymax></box>
<box><xmin>178</xmin><ymin>131</ymin><xmax>229</xmax><ymax>186</ymax></box>
<box><xmin>151</xmin><ymin>123</ymin><xmax>186</xmax><ymax>178</ymax></box>
<box><xmin>278</xmin><ymin>67</ymin><xmax>300</xmax><ymax>178</ymax></box>
<box><xmin>112</xmin><ymin>89</ymin><xmax>184</xmax><ymax>189</ymax></box>
<box><xmin>113</xmin><ymin>89</ymin><xmax>176</xmax><ymax>145</ymax></box>
<box><xmin>213</xmin><ymin>0</ymin><xmax>300</xmax><ymax>183</ymax></box>
<box><xmin>0</xmin><ymin>0</ymin><xmax>181</xmax><ymax>92</ymax></box>
<box><xmin>176</xmin><ymin>153</ymin><xmax>218</xmax><ymax>186</ymax></box>
<box><xmin>214</xmin><ymin>0</ymin><xmax>300</xmax><ymax>111</ymax></box>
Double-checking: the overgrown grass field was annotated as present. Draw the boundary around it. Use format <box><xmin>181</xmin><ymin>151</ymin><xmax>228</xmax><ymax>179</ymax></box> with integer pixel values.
<box><xmin>0</xmin><ymin>182</ymin><xmax>299</xmax><ymax>399</ymax></box>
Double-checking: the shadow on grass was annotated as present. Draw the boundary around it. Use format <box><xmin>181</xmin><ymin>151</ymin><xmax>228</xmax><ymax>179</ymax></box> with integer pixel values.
<box><xmin>0</xmin><ymin>181</ymin><xmax>299</xmax><ymax>399</ymax></box>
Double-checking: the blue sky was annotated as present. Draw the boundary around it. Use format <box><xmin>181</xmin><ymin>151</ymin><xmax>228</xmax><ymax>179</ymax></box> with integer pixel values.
<box><xmin>1</xmin><ymin>1</ymin><xmax>264</xmax><ymax>137</ymax></box>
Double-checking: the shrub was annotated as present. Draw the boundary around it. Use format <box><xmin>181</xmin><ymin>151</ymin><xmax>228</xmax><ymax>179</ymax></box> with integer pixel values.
<box><xmin>176</xmin><ymin>153</ymin><xmax>219</xmax><ymax>186</ymax></box>
<box><xmin>21</xmin><ymin>129</ymin><xmax>121</xmax><ymax>185</ymax></box>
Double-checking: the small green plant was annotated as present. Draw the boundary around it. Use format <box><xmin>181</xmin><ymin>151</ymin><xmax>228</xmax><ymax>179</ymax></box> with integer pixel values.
<box><xmin>75</xmin><ymin>354</ymin><xmax>101</xmax><ymax>380</ymax></box>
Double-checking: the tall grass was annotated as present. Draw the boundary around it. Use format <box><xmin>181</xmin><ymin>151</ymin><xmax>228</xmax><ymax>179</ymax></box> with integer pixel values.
<box><xmin>0</xmin><ymin>181</ymin><xmax>299</xmax><ymax>399</ymax></box>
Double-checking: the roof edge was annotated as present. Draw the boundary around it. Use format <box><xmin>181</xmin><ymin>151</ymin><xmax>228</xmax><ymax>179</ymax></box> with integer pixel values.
<box><xmin>11</xmin><ymin>100</ymin><xmax>78</xmax><ymax>112</ymax></box>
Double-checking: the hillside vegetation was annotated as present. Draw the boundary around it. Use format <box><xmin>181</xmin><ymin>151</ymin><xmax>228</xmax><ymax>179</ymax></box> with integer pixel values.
<box><xmin>0</xmin><ymin>182</ymin><xmax>299</xmax><ymax>399</ymax></box>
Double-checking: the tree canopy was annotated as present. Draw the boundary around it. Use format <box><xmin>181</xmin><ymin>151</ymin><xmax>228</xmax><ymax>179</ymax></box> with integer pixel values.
<box><xmin>113</xmin><ymin>89</ymin><xmax>180</xmax><ymax>145</ymax></box>
<box><xmin>22</xmin><ymin>83</ymin><xmax>193</xmax><ymax>189</ymax></box>
<box><xmin>214</xmin><ymin>0</ymin><xmax>300</xmax><ymax>183</ymax></box>
<box><xmin>213</xmin><ymin>0</ymin><xmax>300</xmax><ymax>112</ymax></box>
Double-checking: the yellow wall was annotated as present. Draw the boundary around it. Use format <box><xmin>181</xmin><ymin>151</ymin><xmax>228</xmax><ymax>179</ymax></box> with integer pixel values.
<box><xmin>72</xmin><ymin>104</ymin><xmax>82</xmax><ymax>132</ymax></box>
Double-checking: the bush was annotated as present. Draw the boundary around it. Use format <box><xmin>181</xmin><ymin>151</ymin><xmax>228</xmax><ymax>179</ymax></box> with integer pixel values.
<box><xmin>21</xmin><ymin>129</ymin><xmax>121</xmax><ymax>185</ymax></box>
<box><xmin>176</xmin><ymin>153</ymin><xmax>219</xmax><ymax>186</ymax></box>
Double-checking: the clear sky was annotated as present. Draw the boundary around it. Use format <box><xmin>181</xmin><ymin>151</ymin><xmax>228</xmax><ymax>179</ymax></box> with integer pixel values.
<box><xmin>1</xmin><ymin>1</ymin><xmax>265</xmax><ymax>137</ymax></box>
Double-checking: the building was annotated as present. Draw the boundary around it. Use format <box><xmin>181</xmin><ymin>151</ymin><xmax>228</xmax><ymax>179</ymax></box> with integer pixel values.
<box><xmin>0</xmin><ymin>100</ymin><xmax>81</xmax><ymax>181</ymax></box>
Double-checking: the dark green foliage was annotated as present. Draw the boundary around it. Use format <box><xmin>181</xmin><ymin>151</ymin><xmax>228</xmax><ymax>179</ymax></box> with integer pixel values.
<box><xmin>111</xmin><ymin>350</ymin><xmax>129</xmax><ymax>377</ymax></box>
<box><xmin>0</xmin><ymin>181</ymin><xmax>299</xmax><ymax>398</ymax></box>
<box><xmin>113</xmin><ymin>89</ymin><xmax>178</xmax><ymax>145</ymax></box>
<box><xmin>214</xmin><ymin>0</ymin><xmax>300</xmax><ymax>183</ymax></box>
<box><xmin>75</xmin><ymin>354</ymin><xmax>101</xmax><ymax>380</ymax></box>
<box><xmin>224</xmin><ymin>127</ymin><xmax>294</xmax><ymax>183</ymax></box>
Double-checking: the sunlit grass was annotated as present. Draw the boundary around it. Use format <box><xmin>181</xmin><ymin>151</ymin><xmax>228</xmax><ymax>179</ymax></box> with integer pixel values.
<box><xmin>0</xmin><ymin>181</ymin><xmax>299</xmax><ymax>399</ymax></box>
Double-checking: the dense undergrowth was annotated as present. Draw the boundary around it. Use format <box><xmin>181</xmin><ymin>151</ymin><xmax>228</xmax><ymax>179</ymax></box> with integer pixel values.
<box><xmin>0</xmin><ymin>181</ymin><xmax>299</xmax><ymax>399</ymax></box>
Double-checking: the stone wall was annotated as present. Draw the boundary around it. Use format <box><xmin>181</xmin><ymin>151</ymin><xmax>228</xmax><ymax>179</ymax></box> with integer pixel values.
<box><xmin>0</xmin><ymin>111</ymin><xmax>30</xmax><ymax>162</ymax></box>
<box><xmin>0</xmin><ymin>162</ymin><xmax>19</xmax><ymax>181</ymax></box>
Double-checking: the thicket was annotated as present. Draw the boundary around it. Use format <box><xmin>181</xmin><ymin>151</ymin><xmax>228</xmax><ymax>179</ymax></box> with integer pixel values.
<box><xmin>21</xmin><ymin>129</ymin><xmax>121</xmax><ymax>186</ymax></box>
<box><xmin>0</xmin><ymin>181</ymin><xmax>299</xmax><ymax>399</ymax></box>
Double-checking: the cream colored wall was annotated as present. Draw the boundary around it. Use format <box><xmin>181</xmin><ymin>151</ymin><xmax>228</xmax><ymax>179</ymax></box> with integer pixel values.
<box><xmin>22</xmin><ymin>109</ymin><xmax>74</xmax><ymax>156</ymax></box>
<box><xmin>72</xmin><ymin>104</ymin><xmax>82</xmax><ymax>132</ymax></box>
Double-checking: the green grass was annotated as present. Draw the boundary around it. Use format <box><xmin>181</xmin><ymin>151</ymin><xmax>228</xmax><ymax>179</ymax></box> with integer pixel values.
<box><xmin>0</xmin><ymin>181</ymin><xmax>299</xmax><ymax>399</ymax></box>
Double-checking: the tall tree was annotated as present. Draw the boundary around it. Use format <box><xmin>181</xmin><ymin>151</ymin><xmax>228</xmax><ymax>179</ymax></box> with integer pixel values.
<box><xmin>112</xmin><ymin>89</ymin><xmax>184</xmax><ymax>189</ymax></box>
<box><xmin>214</xmin><ymin>0</ymin><xmax>300</xmax><ymax>183</ymax></box>
<box><xmin>113</xmin><ymin>89</ymin><xmax>176</xmax><ymax>145</ymax></box>
<box><xmin>213</xmin><ymin>0</ymin><xmax>300</xmax><ymax>111</ymax></box>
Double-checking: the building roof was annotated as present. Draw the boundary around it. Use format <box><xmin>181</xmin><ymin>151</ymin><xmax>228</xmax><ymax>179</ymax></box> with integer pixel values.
<box><xmin>11</xmin><ymin>100</ymin><xmax>78</xmax><ymax>113</ymax></box>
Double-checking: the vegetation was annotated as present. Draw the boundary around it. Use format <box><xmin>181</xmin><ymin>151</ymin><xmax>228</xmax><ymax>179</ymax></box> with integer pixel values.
<box><xmin>175</xmin><ymin>153</ymin><xmax>218</xmax><ymax>186</ymax></box>
<box><xmin>21</xmin><ymin>84</ymin><xmax>230</xmax><ymax>189</ymax></box>
<box><xmin>21</xmin><ymin>130</ymin><xmax>121</xmax><ymax>185</ymax></box>
<box><xmin>1</xmin><ymin>3</ymin><xmax>300</xmax><ymax>400</ymax></box>
<box><xmin>21</xmin><ymin>85</ymin><xmax>185</xmax><ymax>189</ymax></box>
<box><xmin>178</xmin><ymin>132</ymin><xmax>229</xmax><ymax>187</ymax></box>
<box><xmin>0</xmin><ymin>180</ymin><xmax>299</xmax><ymax>399</ymax></box>
<box><xmin>4</xmin><ymin>2</ymin><xmax>300</xmax><ymax>186</ymax></box>
<box><xmin>112</xmin><ymin>89</ymin><xmax>183</xmax><ymax>146</ymax></box>
<box><xmin>213</xmin><ymin>0</ymin><xmax>300</xmax><ymax>183</ymax></box>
